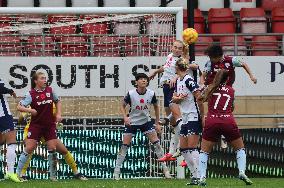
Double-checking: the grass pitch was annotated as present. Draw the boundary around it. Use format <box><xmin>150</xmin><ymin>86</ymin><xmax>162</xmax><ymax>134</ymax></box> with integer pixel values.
<box><xmin>0</xmin><ymin>178</ymin><xmax>283</xmax><ymax>188</ymax></box>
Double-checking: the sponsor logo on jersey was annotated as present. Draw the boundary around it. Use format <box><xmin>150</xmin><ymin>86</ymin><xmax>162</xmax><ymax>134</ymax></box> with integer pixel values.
<box><xmin>46</xmin><ymin>93</ymin><xmax>50</xmax><ymax>97</ymax></box>
<box><xmin>135</xmin><ymin>105</ymin><xmax>148</xmax><ymax>110</ymax></box>
<box><xmin>37</xmin><ymin>99</ymin><xmax>53</xmax><ymax>105</ymax></box>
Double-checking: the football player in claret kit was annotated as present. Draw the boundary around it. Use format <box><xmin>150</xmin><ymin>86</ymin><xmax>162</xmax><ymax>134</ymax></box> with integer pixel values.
<box><xmin>198</xmin><ymin>70</ymin><xmax>253</xmax><ymax>186</ymax></box>
<box><xmin>113</xmin><ymin>73</ymin><xmax>172</xmax><ymax>180</ymax></box>
<box><xmin>15</xmin><ymin>71</ymin><xmax>86</xmax><ymax>181</ymax></box>
<box><xmin>17</xmin><ymin>104</ymin><xmax>87</xmax><ymax>181</ymax></box>
<box><xmin>200</xmin><ymin>45</ymin><xmax>257</xmax><ymax>149</ymax></box>
<box><xmin>172</xmin><ymin>58</ymin><xmax>204</xmax><ymax>185</ymax></box>
<box><xmin>0</xmin><ymin>79</ymin><xmax>22</xmax><ymax>182</ymax></box>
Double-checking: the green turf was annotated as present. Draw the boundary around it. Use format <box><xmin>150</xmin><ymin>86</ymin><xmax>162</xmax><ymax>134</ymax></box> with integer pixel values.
<box><xmin>0</xmin><ymin>178</ymin><xmax>283</xmax><ymax>188</ymax></box>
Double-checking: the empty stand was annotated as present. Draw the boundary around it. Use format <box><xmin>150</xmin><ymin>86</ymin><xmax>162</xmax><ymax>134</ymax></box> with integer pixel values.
<box><xmin>240</xmin><ymin>8</ymin><xmax>267</xmax><ymax>37</ymax></box>
<box><xmin>251</xmin><ymin>36</ymin><xmax>279</xmax><ymax>56</ymax></box>
<box><xmin>59</xmin><ymin>36</ymin><xmax>88</xmax><ymax>57</ymax></box>
<box><xmin>195</xmin><ymin>36</ymin><xmax>213</xmax><ymax>56</ymax></box>
<box><xmin>208</xmin><ymin>8</ymin><xmax>236</xmax><ymax>39</ymax></box>
<box><xmin>26</xmin><ymin>36</ymin><xmax>55</xmax><ymax>56</ymax></box>
<box><xmin>183</xmin><ymin>9</ymin><xmax>205</xmax><ymax>33</ymax></box>
<box><xmin>0</xmin><ymin>36</ymin><xmax>22</xmax><ymax>56</ymax></box>
<box><xmin>272</xmin><ymin>8</ymin><xmax>284</xmax><ymax>36</ymax></box>
<box><xmin>261</xmin><ymin>0</ymin><xmax>284</xmax><ymax>11</ymax></box>
<box><xmin>220</xmin><ymin>36</ymin><xmax>247</xmax><ymax>55</ymax></box>
<box><xmin>93</xmin><ymin>36</ymin><xmax>122</xmax><ymax>56</ymax></box>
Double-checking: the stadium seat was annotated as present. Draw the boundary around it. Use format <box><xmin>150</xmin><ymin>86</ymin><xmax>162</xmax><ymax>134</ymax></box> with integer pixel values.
<box><xmin>59</xmin><ymin>36</ymin><xmax>88</xmax><ymax>57</ymax></box>
<box><xmin>155</xmin><ymin>36</ymin><xmax>175</xmax><ymax>56</ymax></box>
<box><xmin>40</xmin><ymin>0</ymin><xmax>66</xmax><ymax>7</ymax></box>
<box><xmin>0</xmin><ymin>36</ymin><xmax>22</xmax><ymax>56</ymax></box>
<box><xmin>272</xmin><ymin>8</ymin><xmax>284</xmax><ymax>35</ymax></box>
<box><xmin>82</xmin><ymin>23</ymin><xmax>108</xmax><ymax>35</ymax></box>
<box><xmin>93</xmin><ymin>36</ymin><xmax>122</xmax><ymax>56</ymax></box>
<box><xmin>7</xmin><ymin>0</ymin><xmax>34</xmax><ymax>7</ymax></box>
<box><xmin>0</xmin><ymin>15</ymin><xmax>12</xmax><ymax>22</ymax></box>
<box><xmin>72</xmin><ymin>0</ymin><xmax>98</xmax><ymax>7</ymax></box>
<box><xmin>229</xmin><ymin>0</ymin><xmax>256</xmax><ymax>11</ymax></box>
<box><xmin>16</xmin><ymin>15</ymin><xmax>44</xmax><ymax>23</ymax></box>
<box><xmin>123</xmin><ymin>36</ymin><xmax>152</xmax><ymax>56</ymax></box>
<box><xmin>48</xmin><ymin>15</ymin><xmax>78</xmax><ymax>23</ymax></box>
<box><xmin>195</xmin><ymin>36</ymin><xmax>213</xmax><ymax>56</ymax></box>
<box><xmin>26</xmin><ymin>36</ymin><xmax>55</xmax><ymax>56</ymax></box>
<box><xmin>261</xmin><ymin>0</ymin><xmax>284</xmax><ymax>11</ymax></box>
<box><xmin>145</xmin><ymin>16</ymin><xmax>173</xmax><ymax>35</ymax></box>
<box><xmin>113</xmin><ymin>18</ymin><xmax>141</xmax><ymax>35</ymax></box>
<box><xmin>198</xmin><ymin>0</ymin><xmax>224</xmax><ymax>11</ymax></box>
<box><xmin>240</xmin><ymin>8</ymin><xmax>267</xmax><ymax>37</ymax></box>
<box><xmin>0</xmin><ymin>23</ymin><xmax>12</xmax><ymax>34</ymax></box>
<box><xmin>50</xmin><ymin>26</ymin><xmax>77</xmax><ymax>40</ymax></box>
<box><xmin>183</xmin><ymin>9</ymin><xmax>205</xmax><ymax>33</ymax></box>
<box><xmin>220</xmin><ymin>36</ymin><xmax>247</xmax><ymax>56</ymax></box>
<box><xmin>251</xmin><ymin>36</ymin><xmax>279</xmax><ymax>56</ymax></box>
<box><xmin>208</xmin><ymin>8</ymin><xmax>236</xmax><ymax>39</ymax></box>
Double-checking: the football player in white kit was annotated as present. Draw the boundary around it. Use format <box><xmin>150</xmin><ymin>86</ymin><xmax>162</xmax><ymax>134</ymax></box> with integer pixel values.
<box><xmin>173</xmin><ymin>58</ymin><xmax>204</xmax><ymax>185</ymax></box>
<box><xmin>0</xmin><ymin>79</ymin><xmax>22</xmax><ymax>182</ymax></box>
<box><xmin>113</xmin><ymin>73</ymin><xmax>172</xmax><ymax>180</ymax></box>
<box><xmin>149</xmin><ymin>40</ymin><xmax>199</xmax><ymax>163</ymax></box>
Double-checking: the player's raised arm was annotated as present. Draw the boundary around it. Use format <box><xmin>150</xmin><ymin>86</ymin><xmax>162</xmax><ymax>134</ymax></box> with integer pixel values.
<box><xmin>149</xmin><ymin>66</ymin><xmax>164</xmax><ymax>80</ymax></box>
<box><xmin>233</xmin><ymin>57</ymin><xmax>257</xmax><ymax>84</ymax></box>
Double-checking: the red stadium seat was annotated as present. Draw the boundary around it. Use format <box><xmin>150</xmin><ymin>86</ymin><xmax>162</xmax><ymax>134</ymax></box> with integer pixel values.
<box><xmin>93</xmin><ymin>36</ymin><xmax>122</xmax><ymax>56</ymax></box>
<box><xmin>195</xmin><ymin>36</ymin><xmax>213</xmax><ymax>56</ymax></box>
<box><xmin>208</xmin><ymin>8</ymin><xmax>236</xmax><ymax>39</ymax></box>
<box><xmin>261</xmin><ymin>0</ymin><xmax>284</xmax><ymax>11</ymax></box>
<box><xmin>48</xmin><ymin>15</ymin><xmax>77</xmax><ymax>23</ymax></box>
<box><xmin>0</xmin><ymin>36</ymin><xmax>22</xmax><ymax>55</ymax></box>
<box><xmin>240</xmin><ymin>8</ymin><xmax>267</xmax><ymax>38</ymax></box>
<box><xmin>251</xmin><ymin>36</ymin><xmax>279</xmax><ymax>56</ymax></box>
<box><xmin>59</xmin><ymin>36</ymin><xmax>88</xmax><ymax>57</ymax></box>
<box><xmin>220</xmin><ymin>36</ymin><xmax>247</xmax><ymax>56</ymax></box>
<box><xmin>26</xmin><ymin>36</ymin><xmax>55</xmax><ymax>56</ymax></box>
<box><xmin>0</xmin><ymin>23</ymin><xmax>13</xmax><ymax>34</ymax></box>
<box><xmin>272</xmin><ymin>8</ymin><xmax>284</xmax><ymax>36</ymax></box>
<box><xmin>155</xmin><ymin>36</ymin><xmax>175</xmax><ymax>55</ymax></box>
<box><xmin>183</xmin><ymin>9</ymin><xmax>205</xmax><ymax>33</ymax></box>
<box><xmin>50</xmin><ymin>25</ymin><xmax>77</xmax><ymax>40</ymax></box>
<box><xmin>82</xmin><ymin>23</ymin><xmax>108</xmax><ymax>35</ymax></box>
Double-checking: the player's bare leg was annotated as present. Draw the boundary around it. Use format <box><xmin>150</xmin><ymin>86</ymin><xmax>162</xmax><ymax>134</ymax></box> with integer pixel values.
<box><xmin>230</xmin><ymin>138</ymin><xmax>253</xmax><ymax>185</ymax></box>
<box><xmin>113</xmin><ymin>134</ymin><xmax>132</xmax><ymax>180</ymax></box>
<box><xmin>147</xmin><ymin>131</ymin><xmax>172</xmax><ymax>179</ymax></box>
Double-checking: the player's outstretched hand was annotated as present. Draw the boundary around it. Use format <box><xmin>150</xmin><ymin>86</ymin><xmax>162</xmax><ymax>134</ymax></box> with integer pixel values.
<box><xmin>250</xmin><ymin>76</ymin><xmax>257</xmax><ymax>84</ymax></box>
<box><xmin>169</xmin><ymin>78</ymin><xmax>177</xmax><ymax>88</ymax></box>
<box><xmin>30</xmin><ymin>109</ymin><xmax>37</xmax><ymax>116</ymax></box>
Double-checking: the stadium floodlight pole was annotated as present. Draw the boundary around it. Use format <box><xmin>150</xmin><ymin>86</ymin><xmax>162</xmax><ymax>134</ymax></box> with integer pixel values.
<box><xmin>0</xmin><ymin>7</ymin><xmax>183</xmax><ymax>40</ymax></box>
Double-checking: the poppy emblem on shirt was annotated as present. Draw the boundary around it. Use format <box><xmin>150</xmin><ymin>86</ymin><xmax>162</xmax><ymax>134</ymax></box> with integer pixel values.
<box><xmin>140</xmin><ymin>99</ymin><xmax>144</xmax><ymax>103</ymax></box>
<box><xmin>40</xmin><ymin>94</ymin><xmax>46</xmax><ymax>100</ymax></box>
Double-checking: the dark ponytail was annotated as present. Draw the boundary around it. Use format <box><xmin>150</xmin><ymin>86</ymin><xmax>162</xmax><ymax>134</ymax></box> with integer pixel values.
<box><xmin>202</xmin><ymin>69</ymin><xmax>229</xmax><ymax>102</ymax></box>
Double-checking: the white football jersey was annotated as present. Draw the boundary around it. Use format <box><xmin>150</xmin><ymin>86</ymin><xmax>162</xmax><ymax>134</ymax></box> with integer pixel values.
<box><xmin>124</xmin><ymin>89</ymin><xmax>157</xmax><ymax>125</ymax></box>
<box><xmin>176</xmin><ymin>74</ymin><xmax>200</xmax><ymax>123</ymax></box>
<box><xmin>160</xmin><ymin>53</ymin><xmax>179</xmax><ymax>84</ymax></box>
<box><xmin>0</xmin><ymin>80</ymin><xmax>12</xmax><ymax>117</ymax></box>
